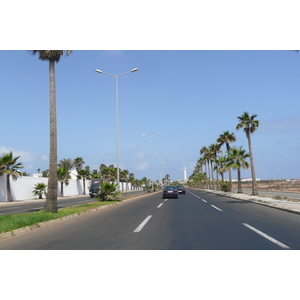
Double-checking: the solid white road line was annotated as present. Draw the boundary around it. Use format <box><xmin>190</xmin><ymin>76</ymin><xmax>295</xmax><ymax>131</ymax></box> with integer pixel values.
<box><xmin>243</xmin><ymin>223</ymin><xmax>290</xmax><ymax>249</ymax></box>
<box><xmin>211</xmin><ymin>205</ymin><xmax>223</xmax><ymax>211</ymax></box>
<box><xmin>133</xmin><ymin>215</ymin><xmax>152</xmax><ymax>233</ymax></box>
<box><xmin>157</xmin><ymin>203</ymin><xmax>163</xmax><ymax>208</ymax></box>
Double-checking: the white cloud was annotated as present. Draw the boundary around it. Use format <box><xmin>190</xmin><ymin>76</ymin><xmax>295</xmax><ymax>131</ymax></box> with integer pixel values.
<box><xmin>0</xmin><ymin>145</ymin><xmax>48</xmax><ymax>171</ymax></box>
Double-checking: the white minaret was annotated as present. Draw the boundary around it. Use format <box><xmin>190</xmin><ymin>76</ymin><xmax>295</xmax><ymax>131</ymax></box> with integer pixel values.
<box><xmin>183</xmin><ymin>167</ymin><xmax>187</xmax><ymax>182</ymax></box>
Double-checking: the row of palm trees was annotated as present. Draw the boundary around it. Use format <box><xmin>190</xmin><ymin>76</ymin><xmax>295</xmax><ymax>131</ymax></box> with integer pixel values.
<box><xmin>189</xmin><ymin>112</ymin><xmax>260</xmax><ymax>195</ymax></box>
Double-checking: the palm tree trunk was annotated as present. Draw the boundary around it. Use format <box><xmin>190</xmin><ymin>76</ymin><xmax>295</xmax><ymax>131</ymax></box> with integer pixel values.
<box><xmin>83</xmin><ymin>178</ymin><xmax>86</xmax><ymax>195</ymax></box>
<box><xmin>6</xmin><ymin>175</ymin><xmax>13</xmax><ymax>202</ymax></box>
<box><xmin>210</xmin><ymin>160</ymin><xmax>215</xmax><ymax>190</ymax></box>
<box><xmin>60</xmin><ymin>182</ymin><xmax>64</xmax><ymax>197</ymax></box>
<box><xmin>237</xmin><ymin>169</ymin><xmax>243</xmax><ymax>193</ymax></box>
<box><xmin>44</xmin><ymin>60</ymin><xmax>58</xmax><ymax>213</ymax></box>
<box><xmin>247</xmin><ymin>133</ymin><xmax>258</xmax><ymax>195</ymax></box>
<box><xmin>207</xmin><ymin>161</ymin><xmax>211</xmax><ymax>189</ymax></box>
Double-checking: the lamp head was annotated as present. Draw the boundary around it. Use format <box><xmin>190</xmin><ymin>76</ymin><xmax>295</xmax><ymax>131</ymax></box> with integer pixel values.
<box><xmin>95</xmin><ymin>69</ymin><xmax>103</xmax><ymax>73</ymax></box>
<box><xmin>131</xmin><ymin>68</ymin><xmax>138</xmax><ymax>73</ymax></box>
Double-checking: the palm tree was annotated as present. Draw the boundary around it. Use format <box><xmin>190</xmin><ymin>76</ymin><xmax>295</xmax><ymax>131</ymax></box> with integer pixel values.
<box><xmin>0</xmin><ymin>152</ymin><xmax>24</xmax><ymax>202</ymax></box>
<box><xmin>227</xmin><ymin>146</ymin><xmax>250</xmax><ymax>193</ymax></box>
<box><xmin>236</xmin><ymin>112</ymin><xmax>260</xmax><ymax>195</ymax></box>
<box><xmin>77</xmin><ymin>168</ymin><xmax>90</xmax><ymax>195</ymax></box>
<box><xmin>200</xmin><ymin>146</ymin><xmax>211</xmax><ymax>189</ymax></box>
<box><xmin>33</xmin><ymin>183</ymin><xmax>48</xmax><ymax>199</ymax></box>
<box><xmin>58</xmin><ymin>158</ymin><xmax>75</xmax><ymax>172</ymax></box>
<box><xmin>30</xmin><ymin>50</ymin><xmax>72</xmax><ymax>213</ymax></box>
<box><xmin>214</xmin><ymin>155</ymin><xmax>228</xmax><ymax>182</ymax></box>
<box><xmin>209</xmin><ymin>143</ymin><xmax>222</xmax><ymax>190</ymax></box>
<box><xmin>57</xmin><ymin>167</ymin><xmax>70</xmax><ymax>197</ymax></box>
<box><xmin>217</xmin><ymin>131</ymin><xmax>236</xmax><ymax>191</ymax></box>
<box><xmin>120</xmin><ymin>169</ymin><xmax>129</xmax><ymax>190</ymax></box>
<box><xmin>74</xmin><ymin>157</ymin><xmax>85</xmax><ymax>172</ymax></box>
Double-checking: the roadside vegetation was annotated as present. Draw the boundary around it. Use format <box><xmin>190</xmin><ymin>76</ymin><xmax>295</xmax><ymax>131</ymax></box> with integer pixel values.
<box><xmin>0</xmin><ymin>200</ymin><xmax>120</xmax><ymax>235</ymax></box>
<box><xmin>189</xmin><ymin>111</ymin><xmax>260</xmax><ymax>195</ymax></box>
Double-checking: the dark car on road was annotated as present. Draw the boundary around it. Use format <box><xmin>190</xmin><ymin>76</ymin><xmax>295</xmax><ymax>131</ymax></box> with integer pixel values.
<box><xmin>177</xmin><ymin>185</ymin><xmax>186</xmax><ymax>194</ymax></box>
<box><xmin>163</xmin><ymin>185</ymin><xmax>179</xmax><ymax>198</ymax></box>
<box><xmin>89</xmin><ymin>179</ymin><xmax>103</xmax><ymax>198</ymax></box>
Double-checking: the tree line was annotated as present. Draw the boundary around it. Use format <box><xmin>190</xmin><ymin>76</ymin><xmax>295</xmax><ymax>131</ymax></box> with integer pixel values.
<box><xmin>0</xmin><ymin>152</ymin><xmax>151</xmax><ymax>202</ymax></box>
<box><xmin>189</xmin><ymin>111</ymin><xmax>260</xmax><ymax>195</ymax></box>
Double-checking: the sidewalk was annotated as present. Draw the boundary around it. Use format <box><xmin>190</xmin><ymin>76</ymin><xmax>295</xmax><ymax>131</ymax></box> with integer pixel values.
<box><xmin>201</xmin><ymin>189</ymin><xmax>300</xmax><ymax>214</ymax></box>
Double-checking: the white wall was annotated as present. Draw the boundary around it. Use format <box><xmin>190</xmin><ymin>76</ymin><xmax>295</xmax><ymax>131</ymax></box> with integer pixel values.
<box><xmin>0</xmin><ymin>175</ymin><xmax>136</xmax><ymax>202</ymax></box>
<box><xmin>0</xmin><ymin>175</ymin><xmax>7</xmax><ymax>202</ymax></box>
<box><xmin>0</xmin><ymin>175</ymin><xmax>91</xmax><ymax>202</ymax></box>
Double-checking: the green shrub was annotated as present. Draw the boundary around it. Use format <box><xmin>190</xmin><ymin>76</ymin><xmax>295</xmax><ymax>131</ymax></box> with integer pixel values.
<box><xmin>220</xmin><ymin>181</ymin><xmax>231</xmax><ymax>192</ymax></box>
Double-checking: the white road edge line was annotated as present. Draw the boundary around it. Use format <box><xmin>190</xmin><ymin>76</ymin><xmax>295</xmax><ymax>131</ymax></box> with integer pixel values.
<box><xmin>243</xmin><ymin>223</ymin><xmax>290</xmax><ymax>249</ymax></box>
<box><xmin>133</xmin><ymin>215</ymin><xmax>152</xmax><ymax>233</ymax></box>
<box><xmin>157</xmin><ymin>203</ymin><xmax>163</xmax><ymax>208</ymax></box>
<box><xmin>211</xmin><ymin>205</ymin><xmax>223</xmax><ymax>211</ymax></box>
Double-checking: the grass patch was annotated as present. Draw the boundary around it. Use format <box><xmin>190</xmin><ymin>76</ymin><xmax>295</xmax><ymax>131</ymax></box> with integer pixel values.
<box><xmin>0</xmin><ymin>200</ymin><xmax>119</xmax><ymax>235</ymax></box>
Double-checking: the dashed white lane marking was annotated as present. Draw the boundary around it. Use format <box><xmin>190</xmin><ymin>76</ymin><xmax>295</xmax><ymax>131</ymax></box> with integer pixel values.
<box><xmin>157</xmin><ymin>203</ymin><xmax>163</xmax><ymax>208</ymax></box>
<box><xmin>211</xmin><ymin>205</ymin><xmax>223</xmax><ymax>211</ymax></box>
<box><xmin>164</xmin><ymin>199</ymin><xmax>168</xmax><ymax>202</ymax></box>
<box><xmin>243</xmin><ymin>223</ymin><xmax>290</xmax><ymax>249</ymax></box>
<box><xmin>133</xmin><ymin>215</ymin><xmax>152</xmax><ymax>233</ymax></box>
<box><xmin>202</xmin><ymin>199</ymin><xmax>207</xmax><ymax>203</ymax></box>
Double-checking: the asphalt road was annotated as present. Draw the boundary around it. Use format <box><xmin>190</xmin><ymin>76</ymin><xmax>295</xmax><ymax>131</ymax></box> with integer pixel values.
<box><xmin>0</xmin><ymin>190</ymin><xmax>147</xmax><ymax>215</ymax></box>
<box><xmin>1</xmin><ymin>188</ymin><xmax>300</xmax><ymax>250</ymax></box>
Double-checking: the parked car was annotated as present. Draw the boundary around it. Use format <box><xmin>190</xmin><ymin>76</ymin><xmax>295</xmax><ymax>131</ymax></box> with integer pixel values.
<box><xmin>177</xmin><ymin>185</ymin><xmax>186</xmax><ymax>194</ymax></box>
<box><xmin>163</xmin><ymin>185</ymin><xmax>179</xmax><ymax>198</ymax></box>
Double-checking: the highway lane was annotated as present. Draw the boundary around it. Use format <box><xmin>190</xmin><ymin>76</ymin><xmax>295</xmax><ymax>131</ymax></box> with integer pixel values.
<box><xmin>1</xmin><ymin>188</ymin><xmax>300</xmax><ymax>249</ymax></box>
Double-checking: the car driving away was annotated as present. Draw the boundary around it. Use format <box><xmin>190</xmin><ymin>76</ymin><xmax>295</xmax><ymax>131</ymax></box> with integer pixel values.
<box><xmin>177</xmin><ymin>185</ymin><xmax>185</xmax><ymax>194</ymax></box>
<box><xmin>163</xmin><ymin>185</ymin><xmax>179</xmax><ymax>198</ymax></box>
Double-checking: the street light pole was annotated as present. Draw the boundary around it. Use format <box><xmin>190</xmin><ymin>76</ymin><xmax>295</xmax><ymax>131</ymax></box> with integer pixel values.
<box><xmin>142</xmin><ymin>133</ymin><xmax>161</xmax><ymax>192</ymax></box>
<box><xmin>95</xmin><ymin>68</ymin><xmax>138</xmax><ymax>190</ymax></box>
<box><xmin>155</xmin><ymin>152</ymin><xmax>168</xmax><ymax>184</ymax></box>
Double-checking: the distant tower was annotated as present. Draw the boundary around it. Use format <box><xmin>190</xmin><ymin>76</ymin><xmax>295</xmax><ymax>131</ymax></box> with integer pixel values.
<box><xmin>183</xmin><ymin>167</ymin><xmax>187</xmax><ymax>182</ymax></box>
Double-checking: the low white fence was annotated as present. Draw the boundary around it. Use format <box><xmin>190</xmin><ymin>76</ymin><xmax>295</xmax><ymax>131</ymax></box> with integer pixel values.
<box><xmin>0</xmin><ymin>175</ymin><xmax>135</xmax><ymax>202</ymax></box>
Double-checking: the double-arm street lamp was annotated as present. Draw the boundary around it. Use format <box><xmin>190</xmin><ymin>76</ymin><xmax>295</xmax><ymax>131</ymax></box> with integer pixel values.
<box><xmin>95</xmin><ymin>68</ymin><xmax>138</xmax><ymax>190</ymax></box>
<box><xmin>142</xmin><ymin>133</ymin><xmax>161</xmax><ymax>191</ymax></box>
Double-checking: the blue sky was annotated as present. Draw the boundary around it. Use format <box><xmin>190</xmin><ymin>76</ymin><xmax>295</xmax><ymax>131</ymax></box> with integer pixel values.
<box><xmin>1</xmin><ymin>50</ymin><xmax>300</xmax><ymax>181</ymax></box>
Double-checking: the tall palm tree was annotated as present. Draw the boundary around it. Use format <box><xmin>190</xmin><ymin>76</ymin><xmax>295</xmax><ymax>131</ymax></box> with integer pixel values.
<box><xmin>209</xmin><ymin>143</ymin><xmax>222</xmax><ymax>190</ymax></box>
<box><xmin>214</xmin><ymin>155</ymin><xmax>228</xmax><ymax>182</ymax></box>
<box><xmin>236</xmin><ymin>112</ymin><xmax>260</xmax><ymax>195</ymax></box>
<box><xmin>0</xmin><ymin>152</ymin><xmax>24</xmax><ymax>202</ymax></box>
<box><xmin>200</xmin><ymin>146</ymin><xmax>211</xmax><ymax>189</ymax></box>
<box><xmin>217</xmin><ymin>131</ymin><xmax>236</xmax><ymax>191</ymax></box>
<box><xmin>74</xmin><ymin>157</ymin><xmax>85</xmax><ymax>172</ymax></box>
<box><xmin>30</xmin><ymin>50</ymin><xmax>72</xmax><ymax>213</ymax></box>
<box><xmin>227</xmin><ymin>146</ymin><xmax>250</xmax><ymax>193</ymax></box>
